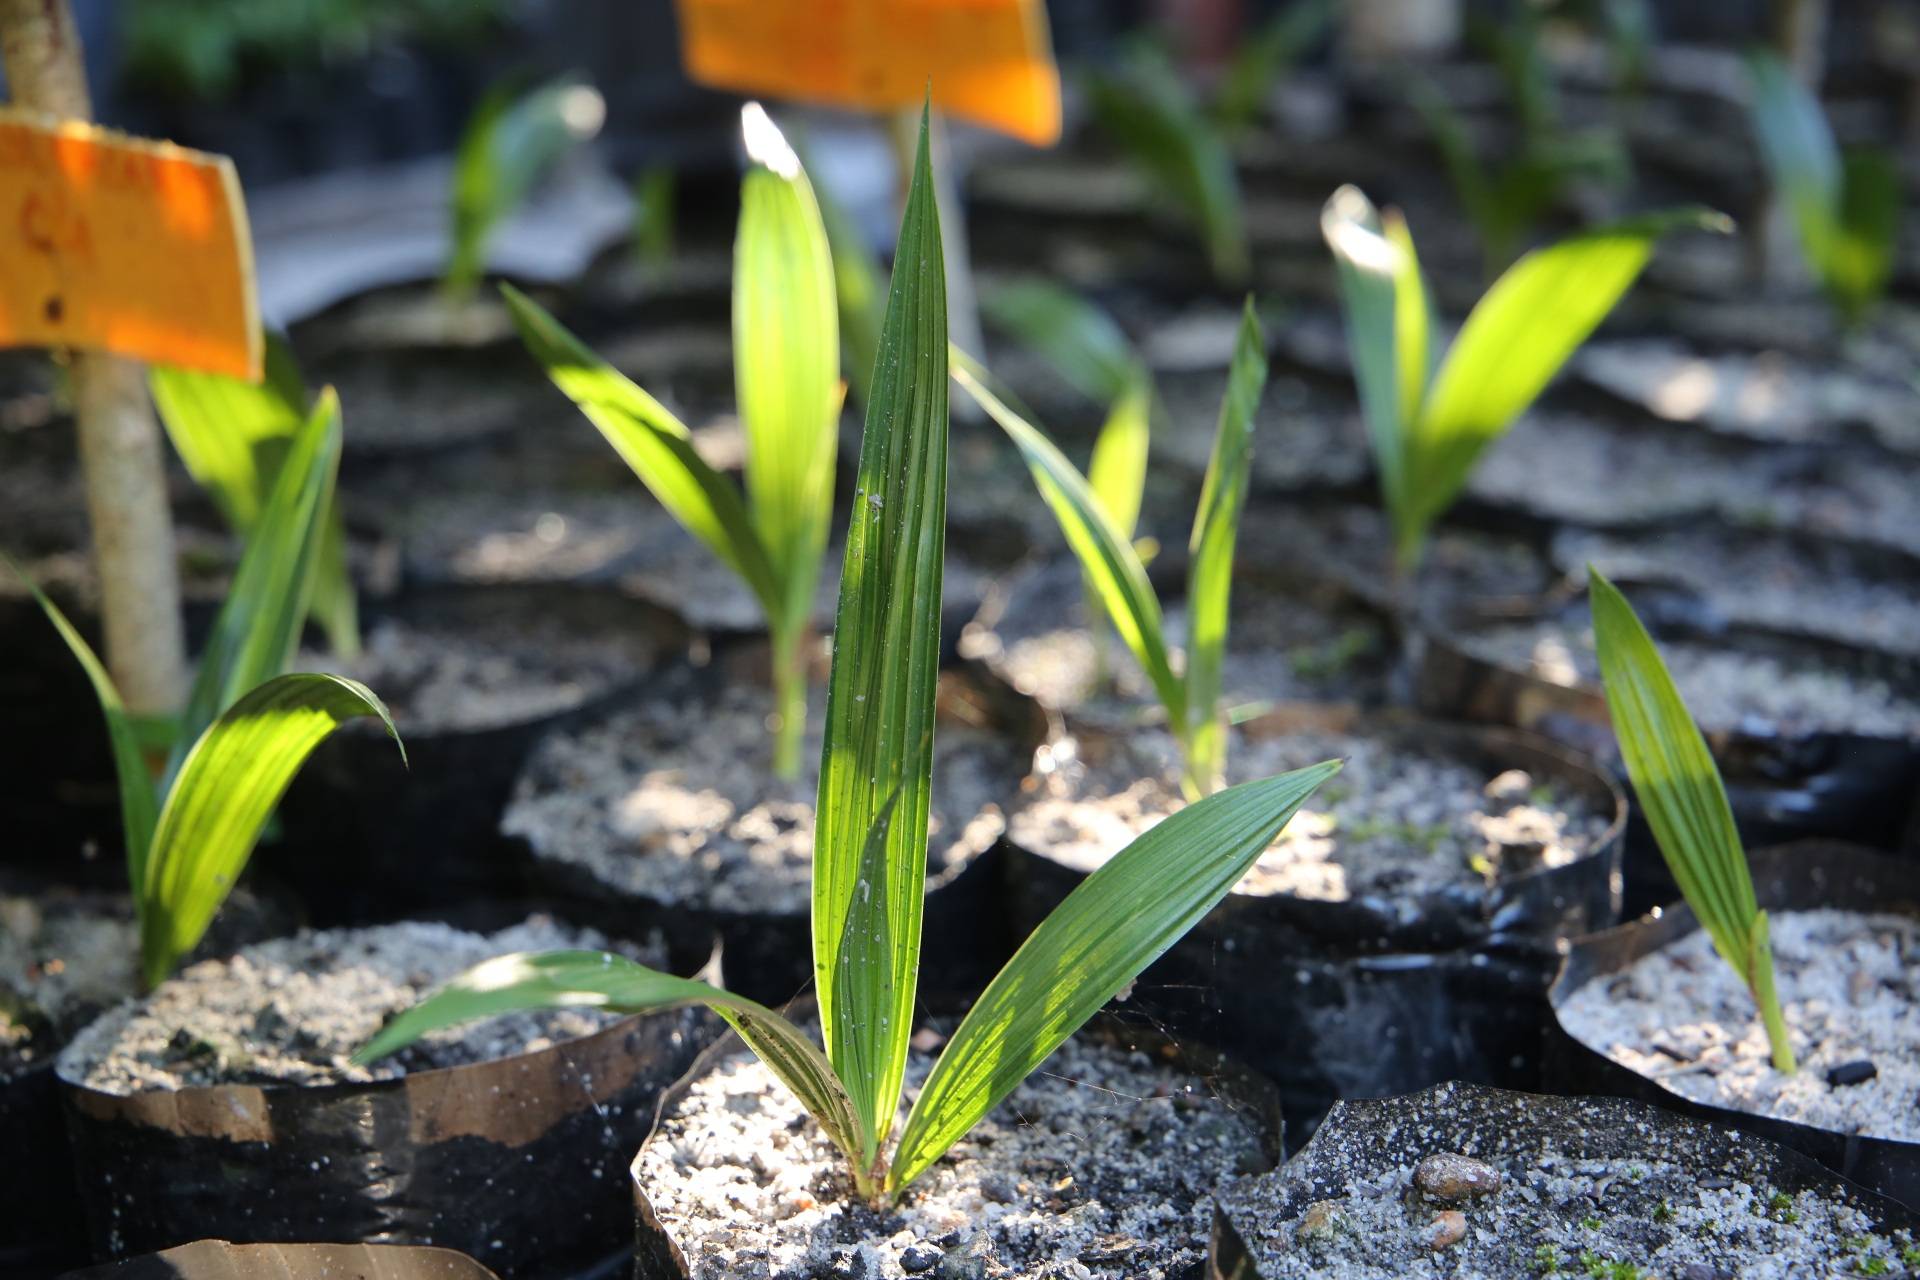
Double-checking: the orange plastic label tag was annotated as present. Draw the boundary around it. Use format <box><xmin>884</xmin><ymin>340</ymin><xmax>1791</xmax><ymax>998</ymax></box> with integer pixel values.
<box><xmin>675</xmin><ymin>0</ymin><xmax>1061</xmax><ymax>146</ymax></box>
<box><xmin>0</xmin><ymin>112</ymin><xmax>260</xmax><ymax>379</ymax></box>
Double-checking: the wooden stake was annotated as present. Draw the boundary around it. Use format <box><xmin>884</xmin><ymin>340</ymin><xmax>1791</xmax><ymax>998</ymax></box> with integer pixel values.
<box><xmin>1</xmin><ymin>0</ymin><xmax>188</xmax><ymax>715</ymax></box>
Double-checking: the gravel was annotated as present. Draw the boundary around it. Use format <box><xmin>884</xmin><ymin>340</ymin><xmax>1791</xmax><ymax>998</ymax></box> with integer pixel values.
<box><xmin>637</xmin><ymin>1030</ymin><xmax>1268</xmax><ymax>1280</ymax></box>
<box><xmin>1460</xmin><ymin>619</ymin><xmax>1920</xmax><ymax>737</ymax></box>
<box><xmin>1218</xmin><ymin>1081</ymin><xmax>1912</xmax><ymax>1280</ymax></box>
<box><xmin>505</xmin><ymin>682</ymin><xmax>1021</xmax><ymax>915</ymax></box>
<box><xmin>1558</xmin><ymin>908</ymin><xmax>1920</xmax><ymax>1143</ymax></box>
<box><xmin>58</xmin><ymin>918</ymin><xmax>654</xmax><ymax>1094</ymax></box>
<box><xmin>1009</xmin><ymin>725</ymin><xmax>1609</xmax><ymax>902</ymax></box>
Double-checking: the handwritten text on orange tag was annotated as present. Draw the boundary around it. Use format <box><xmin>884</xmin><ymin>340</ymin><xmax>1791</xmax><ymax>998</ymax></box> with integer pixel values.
<box><xmin>676</xmin><ymin>0</ymin><xmax>1061</xmax><ymax>146</ymax></box>
<box><xmin>0</xmin><ymin>113</ymin><xmax>260</xmax><ymax>379</ymax></box>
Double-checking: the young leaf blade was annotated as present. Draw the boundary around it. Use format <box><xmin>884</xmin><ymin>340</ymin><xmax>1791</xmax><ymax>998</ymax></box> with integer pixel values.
<box><xmin>813</xmin><ymin>103</ymin><xmax>948</xmax><ymax>1153</ymax></box>
<box><xmin>1181</xmin><ymin>299</ymin><xmax>1267</xmax><ymax>797</ymax></box>
<box><xmin>1588</xmin><ymin>568</ymin><xmax>1793</xmax><ymax>1072</ymax></box>
<box><xmin>5</xmin><ymin>557</ymin><xmax>158</xmax><ymax>884</ymax></box>
<box><xmin>805</xmin><ymin>146</ymin><xmax>887</xmax><ymax>408</ymax></box>
<box><xmin>501</xmin><ymin>283</ymin><xmax>782</xmax><ymax>620</ymax></box>
<box><xmin>1321</xmin><ymin>186</ymin><xmax>1418</xmax><ymax>551</ymax></box>
<box><xmin>1744</xmin><ymin>49</ymin><xmax>1840</xmax><ymax>276</ymax></box>
<box><xmin>352</xmin><ymin>950</ymin><xmax>868</xmax><ymax>1173</ymax></box>
<box><xmin>169</xmin><ymin>389</ymin><xmax>344</xmax><ymax>784</ymax></box>
<box><xmin>734</xmin><ymin>104</ymin><xmax>841</xmax><ymax>643</ymax></box>
<box><xmin>1827</xmin><ymin>148</ymin><xmax>1899</xmax><ymax>326</ymax></box>
<box><xmin>141</xmin><ymin>673</ymin><xmax>401</xmax><ymax>988</ymax></box>
<box><xmin>1085</xmin><ymin>369</ymin><xmax>1152</xmax><ymax>544</ymax></box>
<box><xmin>978</xmin><ymin>279</ymin><xmax>1139</xmax><ymax>408</ymax></box>
<box><xmin>889</xmin><ymin>760</ymin><xmax>1341</xmax><ymax>1191</ymax></box>
<box><xmin>952</xmin><ymin>354</ymin><xmax>1184</xmax><ymax>727</ymax></box>
<box><xmin>151</xmin><ymin>337</ymin><xmax>359</xmax><ymax>656</ymax></box>
<box><xmin>1411</xmin><ymin>208</ymin><xmax>1726</xmax><ymax>541</ymax></box>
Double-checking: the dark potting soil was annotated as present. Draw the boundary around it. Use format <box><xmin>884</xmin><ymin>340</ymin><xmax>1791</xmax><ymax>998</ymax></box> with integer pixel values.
<box><xmin>1216</xmin><ymin>1082</ymin><xmax>1914</xmax><ymax>1280</ymax></box>
<box><xmin>1558</xmin><ymin>908</ymin><xmax>1919</xmax><ymax>1144</ymax></box>
<box><xmin>297</xmin><ymin>605</ymin><xmax>656</xmax><ymax>733</ymax></box>
<box><xmin>637</xmin><ymin>1031</ymin><xmax>1267</xmax><ymax>1280</ymax></box>
<box><xmin>1009</xmin><ymin>723</ymin><xmax>1609</xmax><ymax>903</ymax></box>
<box><xmin>1556</xmin><ymin>525</ymin><xmax>1920</xmax><ymax>660</ymax></box>
<box><xmin>504</xmin><ymin>683</ymin><xmax>1022</xmax><ymax>916</ymax></box>
<box><xmin>1150</xmin><ymin>370</ymin><xmax>1371</xmax><ymax>494</ymax></box>
<box><xmin>960</xmin><ymin>557</ymin><xmax>1390</xmax><ymax>715</ymax></box>
<box><xmin>1457</xmin><ymin>616</ymin><xmax>1920</xmax><ymax>738</ymax></box>
<box><xmin>57</xmin><ymin>918</ymin><xmax>656</xmax><ymax>1094</ymax></box>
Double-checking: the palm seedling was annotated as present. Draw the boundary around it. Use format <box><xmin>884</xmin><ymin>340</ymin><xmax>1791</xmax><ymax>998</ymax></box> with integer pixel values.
<box><xmin>355</xmin><ymin>105</ymin><xmax>1339</xmax><ymax>1205</ymax></box>
<box><xmin>500</xmin><ymin>102</ymin><xmax>840</xmax><ymax>779</ymax></box>
<box><xmin>1320</xmin><ymin>184</ymin><xmax>1727</xmax><ymax>576</ymax></box>
<box><xmin>12</xmin><ymin>391</ymin><xmax>401</xmax><ymax>989</ymax></box>
<box><xmin>1589</xmin><ymin>567</ymin><xmax>1795</xmax><ymax>1073</ymax></box>
<box><xmin>1085</xmin><ymin>38</ymin><xmax>1249</xmax><ymax>284</ymax></box>
<box><xmin>150</xmin><ymin>334</ymin><xmax>359</xmax><ymax>657</ymax></box>
<box><xmin>445</xmin><ymin>72</ymin><xmax>606</xmax><ymax>303</ymax></box>
<box><xmin>1745</xmin><ymin>49</ymin><xmax>1900</xmax><ymax>328</ymax></box>
<box><xmin>955</xmin><ymin>297</ymin><xmax>1267</xmax><ymax>800</ymax></box>
<box><xmin>1414</xmin><ymin>6</ymin><xmax>1632</xmax><ymax>275</ymax></box>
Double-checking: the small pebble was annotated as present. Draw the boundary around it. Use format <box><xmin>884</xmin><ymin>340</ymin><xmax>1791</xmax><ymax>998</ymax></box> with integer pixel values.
<box><xmin>1297</xmin><ymin>1200</ymin><xmax>1345</xmax><ymax>1242</ymax></box>
<box><xmin>1424</xmin><ymin>1210</ymin><xmax>1467</xmax><ymax>1251</ymax></box>
<box><xmin>900</xmin><ymin>1244</ymin><xmax>939</xmax><ymax>1274</ymax></box>
<box><xmin>1826</xmin><ymin>1059</ymin><xmax>1878</xmax><ymax>1088</ymax></box>
<box><xmin>1412</xmin><ymin>1153</ymin><xmax>1503</xmax><ymax>1203</ymax></box>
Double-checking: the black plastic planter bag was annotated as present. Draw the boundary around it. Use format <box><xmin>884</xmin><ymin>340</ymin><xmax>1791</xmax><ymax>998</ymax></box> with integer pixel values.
<box><xmin>1004</xmin><ymin>709</ymin><xmax>1626</xmax><ymax>1144</ymax></box>
<box><xmin>1</xmin><ymin>882</ymin><xmax>295</xmax><ymax>1279</ymax></box>
<box><xmin>1209</xmin><ymin>1081</ymin><xmax>1920</xmax><ymax>1279</ymax></box>
<box><xmin>269</xmin><ymin>584</ymin><xmax>687</xmax><ymax>924</ymax></box>
<box><xmin>1547</xmin><ymin>839</ymin><xmax>1920</xmax><ymax>1211</ymax></box>
<box><xmin>516</xmin><ymin>657</ymin><xmax>1047</xmax><ymax>1007</ymax></box>
<box><xmin>627</xmin><ymin>1015</ymin><xmax>1283</xmax><ymax>1280</ymax></box>
<box><xmin>59</xmin><ymin>1006</ymin><xmax>714</xmax><ymax>1278</ymax></box>
<box><xmin>60</xmin><ymin>1239</ymin><xmax>502</xmax><ymax>1280</ymax></box>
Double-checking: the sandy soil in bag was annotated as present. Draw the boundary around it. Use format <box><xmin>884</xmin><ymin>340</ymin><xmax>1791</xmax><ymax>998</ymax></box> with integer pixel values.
<box><xmin>1219</xmin><ymin>1082</ymin><xmax>1912</xmax><ymax>1280</ymax></box>
<box><xmin>638</xmin><ymin>1032</ymin><xmax>1267</xmax><ymax>1280</ymax></box>
<box><xmin>1558</xmin><ymin>908</ymin><xmax>1920</xmax><ymax>1143</ymax></box>
<box><xmin>299</xmin><ymin>607</ymin><xmax>651</xmax><ymax>733</ymax></box>
<box><xmin>58</xmin><ymin>918</ymin><xmax>665</xmax><ymax>1094</ymax></box>
<box><xmin>1558</xmin><ymin>525</ymin><xmax>1920</xmax><ymax>661</ymax></box>
<box><xmin>1010</xmin><ymin>724</ymin><xmax>1609</xmax><ymax>904</ymax></box>
<box><xmin>1458</xmin><ymin>618</ymin><xmax>1920</xmax><ymax>738</ymax></box>
<box><xmin>0</xmin><ymin>897</ymin><xmax>140</xmax><ymax>1079</ymax></box>
<box><xmin>505</xmin><ymin>683</ymin><xmax>1023</xmax><ymax>916</ymax></box>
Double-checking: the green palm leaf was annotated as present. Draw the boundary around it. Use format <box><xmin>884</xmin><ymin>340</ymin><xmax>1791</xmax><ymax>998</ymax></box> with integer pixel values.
<box><xmin>169</xmin><ymin>388</ymin><xmax>344</xmax><ymax>785</ymax></box>
<box><xmin>151</xmin><ymin>336</ymin><xmax>358</xmax><ymax>656</ymax></box>
<box><xmin>952</xmin><ymin>353</ymin><xmax>1183</xmax><ymax>726</ymax></box>
<box><xmin>813</xmin><ymin>103</ymin><xmax>948</xmax><ymax>1154</ymax></box>
<box><xmin>5</xmin><ymin>559</ymin><xmax>158</xmax><ymax>884</ymax></box>
<box><xmin>141</xmin><ymin>672</ymin><xmax>401</xmax><ymax>988</ymax></box>
<box><xmin>447</xmin><ymin>75</ymin><xmax>603</xmax><ymax>300</ymax></box>
<box><xmin>979</xmin><ymin>278</ymin><xmax>1139</xmax><ymax>407</ymax></box>
<box><xmin>1182</xmin><ymin>299</ymin><xmax>1268</xmax><ymax>797</ymax></box>
<box><xmin>1589</xmin><ymin>568</ymin><xmax>1794</xmax><ymax>1073</ymax></box>
<box><xmin>501</xmin><ymin>283</ymin><xmax>782</xmax><ymax>619</ymax></box>
<box><xmin>889</xmin><ymin>760</ymin><xmax>1340</xmax><ymax>1191</ymax></box>
<box><xmin>351</xmin><ymin>950</ymin><xmax>867</xmax><ymax>1174</ymax></box>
